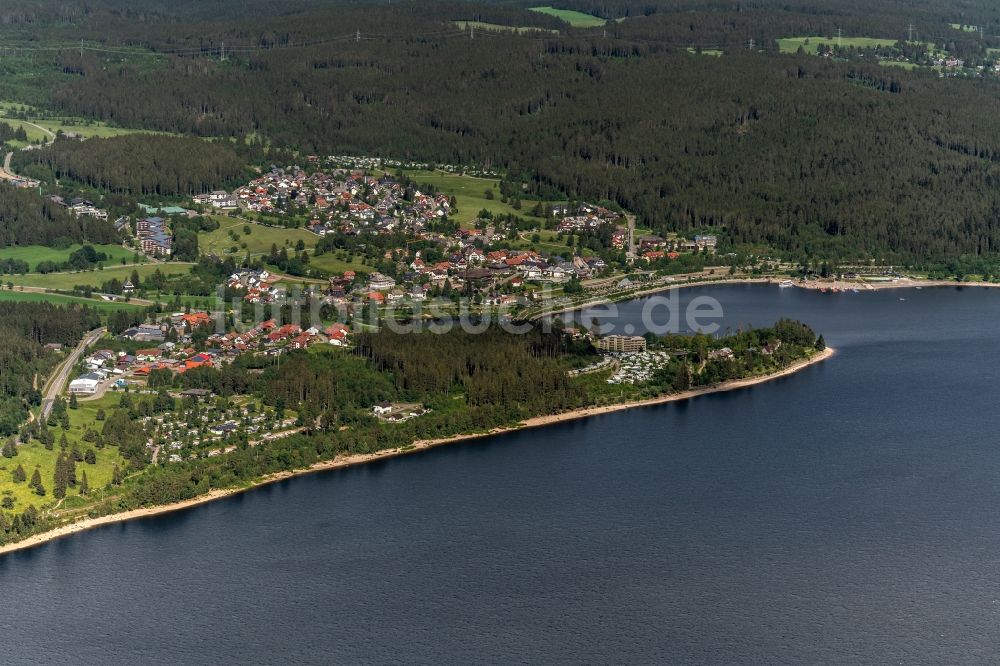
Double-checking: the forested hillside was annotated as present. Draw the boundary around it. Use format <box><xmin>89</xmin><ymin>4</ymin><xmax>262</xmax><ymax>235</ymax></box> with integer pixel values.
<box><xmin>0</xmin><ymin>185</ymin><xmax>118</xmax><ymax>248</ymax></box>
<box><xmin>4</xmin><ymin>0</ymin><xmax>1000</xmax><ymax>261</ymax></box>
<box><xmin>13</xmin><ymin>135</ymin><xmax>248</xmax><ymax>196</ymax></box>
<box><xmin>0</xmin><ymin>302</ymin><xmax>101</xmax><ymax>435</ymax></box>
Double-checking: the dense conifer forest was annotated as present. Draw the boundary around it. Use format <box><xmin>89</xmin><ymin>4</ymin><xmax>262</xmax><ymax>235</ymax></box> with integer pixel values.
<box><xmin>0</xmin><ymin>302</ymin><xmax>101</xmax><ymax>436</ymax></box>
<box><xmin>0</xmin><ymin>0</ymin><xmax>994</xmax><ymax>262</ymax></box>
<box><xmin>13</xmin><ymin>135</ymin><xmax>248</xmax><ymax>196</ymax></box>
<box><xmin>0</xmin><ymin>185</ymin><xmax>118</xmax><ymax>248</ymax></box>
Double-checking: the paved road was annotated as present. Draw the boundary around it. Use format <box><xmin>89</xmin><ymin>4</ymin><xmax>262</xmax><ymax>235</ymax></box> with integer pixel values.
<box><xmin>6</xmin><ymin>284</ymin><xmax>159</xmax><ymax>307</ymax></box>
<box><xmin>38</xmin><ymin>327</ymin><xmax>105</xmax><ymax>423</ymax></box>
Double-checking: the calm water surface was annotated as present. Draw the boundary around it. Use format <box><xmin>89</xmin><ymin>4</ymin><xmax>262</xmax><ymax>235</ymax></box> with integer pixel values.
<box><xmin>3</xmin><ymin>284</ymin><xmax>1000</xmax><ymax>664</ymax></box>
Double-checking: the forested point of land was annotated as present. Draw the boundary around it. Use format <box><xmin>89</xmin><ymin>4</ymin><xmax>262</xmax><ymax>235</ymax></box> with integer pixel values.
<box><xmin>4</xmin><ymin>0</ymin><xmax>1000</xmax><ymax>262</ymax></box>
<box><xmin>0</xmin><ymin>318</ymin><xmax>822</xmax><ymax>545</ymax></box>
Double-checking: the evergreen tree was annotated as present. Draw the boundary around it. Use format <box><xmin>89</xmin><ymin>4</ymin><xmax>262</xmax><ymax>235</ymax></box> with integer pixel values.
<box><xmin>29</xmin><ymin>468</ymin><xmax>45</xmax><ymax>497</ymax></box>
<box><xmin>11</xmin><ymin>464</ymin><xmax>26</xmax><ymax>483</ymax></box>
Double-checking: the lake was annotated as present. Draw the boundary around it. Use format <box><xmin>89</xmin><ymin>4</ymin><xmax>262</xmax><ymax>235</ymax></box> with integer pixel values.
<box><xmin>3</xmin><ymin>284</ymin><xmax>1000</xmax><ymax>664</ymax></box>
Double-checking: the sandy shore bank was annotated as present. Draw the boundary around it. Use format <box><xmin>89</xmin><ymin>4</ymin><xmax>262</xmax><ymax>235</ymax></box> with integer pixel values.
<box><xmin>0</xmin><ymin>346</ymin><xmax>835</xmax><ymax>557</ymax></box>
<box><xmin>791</xmin><ymin>277</ymin><xmax>1000</xmax><ymax>291</ymax></box>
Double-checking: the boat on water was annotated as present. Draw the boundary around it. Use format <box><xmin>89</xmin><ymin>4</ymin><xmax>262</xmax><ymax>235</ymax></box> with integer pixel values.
<box><xmin>778</xmin><ymin>280</ymin><xmax>794</xmax><ymax>288</ymax></box>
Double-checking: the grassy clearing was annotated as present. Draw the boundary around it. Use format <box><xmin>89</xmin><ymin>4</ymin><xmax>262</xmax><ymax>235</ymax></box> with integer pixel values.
<box><xmin>3</xmin><ymin>263</ymin><xmax>193</xmax><ymax>290</ymax></box>
<box><xmin>402</xmin><ymin>168</ymin><xmax>550</xmax><ymax>227</ymax></box>
<box><xmin>199</xmin><ymin>218</ymin><xmax>319</xmax><ymax>258</ymax></box>
<box><xmin>777</xmin><ymin>36</ymin><xmax>902</xmax><ymax>54</ymax></box>
<box><xmin>0</xmin><ymin>395</ymin><xmax>126</xmax><ymax>511</ymax></box>
<box><xmin>307</xmin><ymin>253</ymin><xmax>370</xmax><ymax>275</ymax></box>
<box><xmin>949</xmin><ymin>23</ymin><xmax>980</xmax><ymax>33</ymax></box>
<box><xmin>454</xmin><ymin>20</ymin><xmax>558</xmax><ymax>34</ymax></box>
<box><xmin>529</xmin><ymin>6</ymin><xmax>605</xmax><ymax>28</ymax></box>
<box><xmin>0</xmin><ymin>289</ymin><xmax>145</xmax><ymax>311</ymax></box>
<box><xmin>0</xmin><ymin>243</ymin><xmax>140</xmax><ymax>269</ymax></box>
<box><xmin>687</xmin><ymin>48</ymin><xmax>723</xmax><ymax>57</ymax></box>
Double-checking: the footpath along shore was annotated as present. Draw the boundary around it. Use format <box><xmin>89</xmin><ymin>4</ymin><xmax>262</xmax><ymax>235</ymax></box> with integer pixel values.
<box><xmin>0</xmin><ymin>346</ymin><xmax>835</xmax><ymax>556</ymax></box>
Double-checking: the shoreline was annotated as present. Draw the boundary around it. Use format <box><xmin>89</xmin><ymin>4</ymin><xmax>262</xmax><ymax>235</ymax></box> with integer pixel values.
<box><xmin>0</xmin><ymin>346</ymin><xmax>835</xmax><ymax>557</ymax></box>
<box><xmin>533</xmin><ymin>275</ymin><xmax>1000</xmax><ymax>320</ymax></box>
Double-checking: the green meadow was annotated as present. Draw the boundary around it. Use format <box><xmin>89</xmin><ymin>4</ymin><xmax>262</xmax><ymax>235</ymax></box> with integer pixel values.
<box><xmin>0</xmin><ymin>244</ymin><xmax>140</xmax><ymax>270</ymax></box>
<box><xmin>3</xmin><ymin>263</ymin><xmax>193</xmax><ymax>290</ymax></box>
<box><xmin>529</xmin><ymin>6</ymin><xmax>606</xmax><ymax>28</ymax></box>
<box><xmin>777</xmin><ymin>36</ymin><xmax>901</xmax><ymax>54</ymax></box>
<box><xmin>0</xmin><ymin>289</ymin><xmax>145</xmax><ymax>312</ymax></box>
<box><xmin>0</xmin><ymin>395</ymin><xmax>126</xmax><ymax>511</ymax></box>
<box><xmin>401</xmin><ymin>169</ymin><xmax>551</xmax><ymax>227</ymax></box>
<box><xmin>198</xmin><ymin>218</ymin><xmax>319</xmax><ymax>258</ymax></box>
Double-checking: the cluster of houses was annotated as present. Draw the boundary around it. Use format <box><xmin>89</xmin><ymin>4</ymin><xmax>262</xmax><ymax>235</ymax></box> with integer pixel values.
<box><xmin>230</xmin><ymin>166</ymin><xmax>454</xmax><ymax>237</ymax></box>
<box><xmin>555</xmin><ymin>203</ymin><xmax>622</xmax><ymax>233</ymax></box>
<box><xmin>69</xmin><ymin>310</ymin><xmax>356</xmax><ymax>398</ymax></box>
<box><xmin>636</xmin><ymin>234</ymin><xmax>717</xmax><ymax>262</ymax></box>
<box><xmin>192</xmin><ymin>190</ymin><xmax>239</xmax><ymax>210</ymax></box>
<box><xmin>46</xmin><ymin>195</ymin><xmax>108</xmax><ymax>220</ymax></box>
<box><xmin>320</xmin><ymin>244</ymin><xmax>608</xmax><ymax>308</ymax></box>
<box><xmin>205</xmin><ymin>319</ymin><xmax>349</xmax><ymax>354</ymax></box>
<box><xmin>323</xmin><ymin>155</ymin><xmax>499</xmax><ymax>178</ymax></box>
<box><xmin>226</xmin><ymin>269</ymin><xmax>283</xmax><ymax>304</ymax></box>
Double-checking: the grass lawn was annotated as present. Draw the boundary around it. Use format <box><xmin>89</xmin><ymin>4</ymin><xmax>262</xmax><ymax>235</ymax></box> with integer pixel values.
<box><xmin>512</xmin><ymin>229</ymin><xmax>573</xmax><ymax>255</ymax></box>
<box><xmin>777</xmin><ymin>36</ymin><xmax>902</xmax><ymax>54</ymax></box>
<box><xmin>0</xmin><ymin>289</ymin><xmax>145</xmax><ymax>312</ymax></box>
<box><xmin>306</xmin><ymin>253</ymin><xmax>370</xmax><ymax>275</ymax></box>
<box><xmin>3</xmin><ymin>263</ymin><xmax>193</xmax><ymax>290</ymax></box>
<box><xmin>402</xmin><ymin>168</ymin><xmax>551</xmax><ymax>227</ymax></box>
<box><xmin>529</xmin><ymin>6</ymin><xmax>606</xmax><ymax>27</ymax></box>
<box><xmin>199</xmin><ymin>218</ymin><xmax>318</xmax><ymax>258</ymax></box>
<box><xmin>949</xmin><ymin>23</ymin><xmax>980</xmax><ymax>33</ymax></box>
<box><xmin>0</xmin><ymin>243</ymin><xmax>140</xmax><ymax>270</ymax></box>
<box><xmin>454</xmin><ymin>20</ymin><xmax>557</xmax><ymax>34</ymax></box>
<box><xmin>0</xmin><ymin>395</ymin><xmax>126</xmax><ymax>512</ymax></box>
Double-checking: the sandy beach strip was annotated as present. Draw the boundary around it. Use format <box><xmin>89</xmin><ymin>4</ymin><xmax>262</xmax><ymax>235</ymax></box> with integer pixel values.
<box><xmin>0</xmin><ymin>346</ymin><xmax>835</xmax><ymax>556</ymax></box>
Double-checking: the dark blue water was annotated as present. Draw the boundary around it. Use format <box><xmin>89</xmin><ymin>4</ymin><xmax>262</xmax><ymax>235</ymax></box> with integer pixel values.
<box><xmin>4</xmin><ymin>284</ymin><xmax>1000</xmax><ymax>664</ymax></box>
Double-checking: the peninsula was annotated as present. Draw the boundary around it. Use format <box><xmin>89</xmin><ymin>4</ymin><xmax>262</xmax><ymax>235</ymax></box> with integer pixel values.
<box><xmin>0</xmin><ymin>305</ymin><xmax>830</xmax><ymax>553</ymax></box>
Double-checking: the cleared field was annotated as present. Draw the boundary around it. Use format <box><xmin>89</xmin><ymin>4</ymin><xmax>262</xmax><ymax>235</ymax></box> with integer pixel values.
<box><xmin>949</xmin><ymin>23</ymin><xmax>980</xmax><ymax>33</ymax></box>
<box><xmin>0</xmin><ymin>395</ymin><xmax>125</xmax><ymax>511</ymax></box>
<box><xmin>0</xmin><ymin>289</ymin><xmax>145</xmax><ymax>311</ymax></box>
<box><xmin>199</xmin><ymin>219</ymin><xmax>318</xmax><ymax>258</ymax></box>
<box><xmin>3</xmin><ymin>263</ymin><xmax>193</xmax><ymax>290</ymax></box>
<box><xmin>0</xmin><ymin>243</ymin><xmax>140</xmax><ymax>269</ymax></box>
<box><xmin>687</xmin><ymin>48</ymin><xmax>723</xmax><ymax>57</ymax></box>
<box><xmin>454</xmin><ymin>20</ymin><xmax>557</xmax><ymax>34</ymax></box>
<box><xmin>777</xmin><ymin>36</ymin><xmax>901</xmax><ymax>54</ymax></box>
<box><xmin>0</xmin><ymin>99</ymin><xmax>169</xmax><ymax>149</ymax></box>
<box><xmin>529</xmin><ymin>6</ymin><xmax>605</xmax><ymax>27</ymax></box>
<box><xmin>307</xmin><ymin>253</ymin><xmax>370</xmax><ymax>275</ymax></box>
<box><xmin>402</xmin><ymin>169</ymin><xmax>551</xmax><ymax>227</ymax></box>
